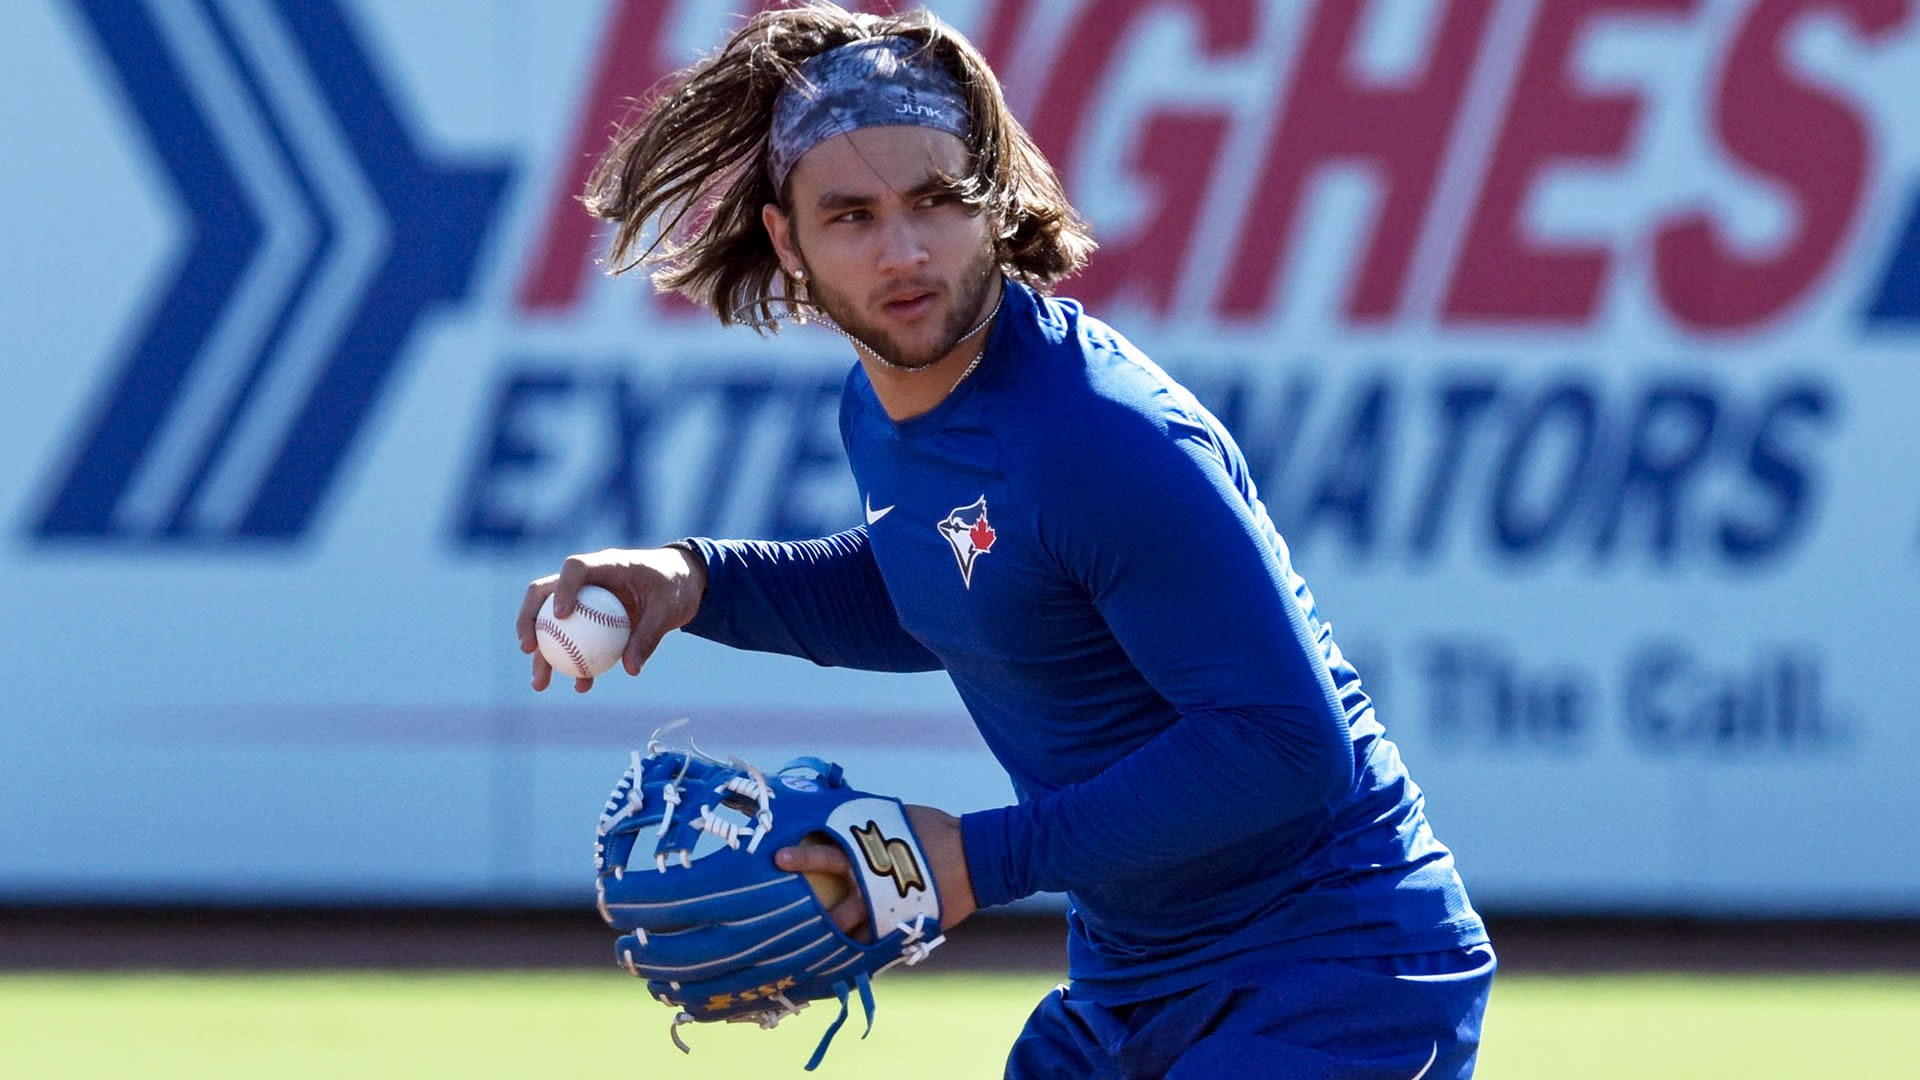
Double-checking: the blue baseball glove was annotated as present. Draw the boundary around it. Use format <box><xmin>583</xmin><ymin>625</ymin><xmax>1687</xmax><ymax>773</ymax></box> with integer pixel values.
<box><xmin>594</xmin><ymin>732</ymin><xmax>946</xmax><ymax>1071</ymax></box>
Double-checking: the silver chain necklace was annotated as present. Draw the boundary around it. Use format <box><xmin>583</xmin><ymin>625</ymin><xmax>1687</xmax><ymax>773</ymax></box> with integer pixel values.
<box><xmin>809</xmin><ymin>289</ymin><xmax>1003</xmax><ymax>382</ymax></box>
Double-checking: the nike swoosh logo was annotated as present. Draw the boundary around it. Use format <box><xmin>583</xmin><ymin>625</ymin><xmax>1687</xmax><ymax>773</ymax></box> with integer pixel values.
<box><xmin>865</xmin><ymin>495</ymin><xmax>894</xmax><ymax>525</ymax></box>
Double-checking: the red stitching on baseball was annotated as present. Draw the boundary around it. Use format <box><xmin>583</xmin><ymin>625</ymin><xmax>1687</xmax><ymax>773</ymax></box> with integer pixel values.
<box><xmin>537</xmin><ymin>616</ymin><xmax>591</xmax><ymax>677</ymax></box>
<box><xmin>575</xmin><ymin>601</ymin><xmax>630</xmax><ymax>631</ymax></box>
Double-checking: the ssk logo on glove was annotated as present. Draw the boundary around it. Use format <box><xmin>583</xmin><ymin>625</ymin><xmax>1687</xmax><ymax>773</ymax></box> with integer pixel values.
<box><xmin>851</xmin><ymin>820</ymin><xmax>927</xmax><ymax>898</ymax></box>
<box><xmin>825</xmin><ymin>797</ymin><xmax>943</xmax><ymax>936</ymax></box>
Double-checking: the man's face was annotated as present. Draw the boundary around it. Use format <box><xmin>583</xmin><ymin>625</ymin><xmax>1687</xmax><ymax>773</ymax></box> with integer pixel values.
<box><xmin>766</xmin><ymin>127</ymin><xmax>998</xmax><ymax>370</ymax></box>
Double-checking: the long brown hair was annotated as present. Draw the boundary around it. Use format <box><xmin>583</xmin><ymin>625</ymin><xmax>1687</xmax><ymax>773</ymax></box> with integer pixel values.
<box><xmin>581</xmin><ymin>1</ymin><xmax>1095</xmax><ymax>330</ymax></box>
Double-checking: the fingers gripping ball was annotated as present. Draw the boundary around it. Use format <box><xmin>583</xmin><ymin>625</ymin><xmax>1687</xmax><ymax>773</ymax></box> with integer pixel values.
<box><xmin>535</xmin><ymin>585</ymin><xmax>630</xmax><ymax>679</ymax></box>
<box><xmin>799</xmin><ymin>834</ymin><xmax>851</xmax><ymax>909</ymax></box>
<box><xmin>593</xmin><ymin>740</ymin><xmax>946</xmax><ymax>1071</ymax></box>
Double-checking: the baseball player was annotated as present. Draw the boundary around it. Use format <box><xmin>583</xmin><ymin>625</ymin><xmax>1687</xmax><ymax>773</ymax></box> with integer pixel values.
<box><xmin>517</xmin><ymin>4</ymin><xmax>1493</xmax><ymax>1076</ymax></box>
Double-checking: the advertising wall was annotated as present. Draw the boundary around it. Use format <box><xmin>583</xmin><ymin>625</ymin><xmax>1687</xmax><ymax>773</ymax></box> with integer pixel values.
<box><xmin>3</xmin><ymin>0</ymin><xmax>1917</xmax><ymax>912</ymax></box>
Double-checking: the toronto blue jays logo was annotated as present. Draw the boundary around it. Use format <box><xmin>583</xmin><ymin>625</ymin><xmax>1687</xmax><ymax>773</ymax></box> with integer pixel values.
<box><xmin>936</xmin><ymin>496</ymin><xmax>996</xmax><ymax>588</ymax></box>
<box><xmin>33</xmin><ymin>0</ymin><xmax>510</xmax><ymax>545</ymax></box>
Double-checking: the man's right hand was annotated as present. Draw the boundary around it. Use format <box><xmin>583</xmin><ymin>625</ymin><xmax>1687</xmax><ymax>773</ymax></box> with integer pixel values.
<box><xmin>517</xmin><ymin>546</ymin><xmax>708</xmax><ymax>693</ymax></box>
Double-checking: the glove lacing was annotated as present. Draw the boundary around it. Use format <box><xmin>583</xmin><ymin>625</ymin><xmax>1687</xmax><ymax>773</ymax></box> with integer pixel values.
<box><xmin>645</xmin><ymin>716</ymin><xmax>691</xmax><ymax>756</ymax></box>
<box><xmin>650</xmin><ymin>754</ymin><xmax>698</xmax><ymax>871</ymax></box>
<box><xmin>689</xmin><ymin>762</ymin><xmax>776</xmax><ymax>853</ymax></box>
<box><xmin>725</xmin><ymin>759</ymin><xmax>777</xmax><ymax>852</ymax></box>
<box><xmin>667</xmin><ymin>990</ymin><xmax>808</xmax><ymax>1055</ymax></box>
<box><xmin>895</xmin><ymin>913</ymin><xmax>947</xmax><ymax>967</ymax></box>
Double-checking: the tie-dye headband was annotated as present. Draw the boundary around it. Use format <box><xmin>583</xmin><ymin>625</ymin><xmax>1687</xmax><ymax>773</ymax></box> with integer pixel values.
<box><xmin>767</xmin><ymin>37</ymin><xmax>973</xmax><ymax>192</ymax></box>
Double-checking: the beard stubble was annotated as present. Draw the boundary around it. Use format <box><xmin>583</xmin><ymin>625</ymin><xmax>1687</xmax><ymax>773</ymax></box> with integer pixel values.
<box><xmin>800</xmin><ymin>243</ymin><xmax>999</xmax><ymax>370</ymax></box>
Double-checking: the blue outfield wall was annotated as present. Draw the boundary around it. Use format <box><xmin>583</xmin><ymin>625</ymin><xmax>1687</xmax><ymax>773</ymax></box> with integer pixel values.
<box><xmin>2</xmin><ymin>0</ymin><xmax>1918</xmax><ymax>913</ymax></box>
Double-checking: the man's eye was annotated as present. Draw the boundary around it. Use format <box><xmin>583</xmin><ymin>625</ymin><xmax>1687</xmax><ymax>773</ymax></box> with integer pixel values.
<box><xmin>917</xmin><ymin>194</ymin><xmax>952</xmax><ymax>209</ymax></box>
<box><xmin>831</xmin><ymin>209</ymin><xmax>869</xmax><ymax>224</ymax></box>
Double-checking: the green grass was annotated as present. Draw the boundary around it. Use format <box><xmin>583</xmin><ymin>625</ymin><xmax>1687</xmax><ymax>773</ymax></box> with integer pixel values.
<box><xmin>1479</xmin><ymin>974</ymin><xmax>1920</xmax><ymax>1079</ymax></box>
<box><xmin>0</xmin><ymin>971</ymin><xmax>1915</xmax><ymax>1078</ymax></box>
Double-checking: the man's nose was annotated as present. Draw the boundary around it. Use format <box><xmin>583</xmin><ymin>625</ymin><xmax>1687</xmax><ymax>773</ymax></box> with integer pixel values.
<box><xmin>875</xmin><ymin>214</ymin><xmax>931</xmax><ymax>273</ymax></box>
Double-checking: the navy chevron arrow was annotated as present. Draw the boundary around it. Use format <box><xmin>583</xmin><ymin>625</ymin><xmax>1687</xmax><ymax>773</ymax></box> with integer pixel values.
<box><xmin>34</xmin><ymin>0</ymin><xmax>511</xmax><ymax>544</ymax></box>
<box><xmin>35</xmin><ymin>0</ymin><xmax>262</xmax><ymax>541</ymax></box>
<box><xmin>1866</xmin><ymin>183</ymin><xmax>1920</xmax><ymax>327</ymax></box>
<box><xmin>240</xmin><ymin>0</ymin><xmax>509</xmax><ymax>539</ymax></box>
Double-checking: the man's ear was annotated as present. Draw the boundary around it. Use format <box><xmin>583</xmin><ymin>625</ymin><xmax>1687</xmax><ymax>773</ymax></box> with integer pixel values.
<box><xmin>763</xmin><ymin>203</ymin><xmax>801</xmax><ymax>278</ymax></box>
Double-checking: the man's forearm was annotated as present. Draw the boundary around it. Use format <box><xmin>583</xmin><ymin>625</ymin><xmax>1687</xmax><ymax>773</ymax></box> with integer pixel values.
<box><xmin>961</xmin><ymin>701</ymin><xmax>1353</xmax><ymax>907</ymax></box>
<box><xmin>680</xmin><ymin>528</ymin><xmax>943</xmax><ymax>672</ymax></box>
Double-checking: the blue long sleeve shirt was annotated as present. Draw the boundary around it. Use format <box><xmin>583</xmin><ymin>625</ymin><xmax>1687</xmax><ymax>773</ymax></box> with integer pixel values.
<box><xmin>683</xmin><ymin>281</ymin><xmax>1485</xmax><ymax>1002</ymax></box>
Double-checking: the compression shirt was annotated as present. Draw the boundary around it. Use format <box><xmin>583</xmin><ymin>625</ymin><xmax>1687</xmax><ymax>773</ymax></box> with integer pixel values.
<box><xmin>682</xmin><ymin>280</ymin><xmax>1487</xmax><ymax>1002</ymax></box>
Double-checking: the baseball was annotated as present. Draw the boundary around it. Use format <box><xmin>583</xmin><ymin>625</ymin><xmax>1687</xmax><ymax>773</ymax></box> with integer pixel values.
<box><xmin>800</xmin><ymin>834</ymin><xmax>852</xmax><ymax>909</ymax></box>
<box><xmin>535</xmin><ymin>585</ymin><xmax>631</xmax><ymax>679</ymax></box>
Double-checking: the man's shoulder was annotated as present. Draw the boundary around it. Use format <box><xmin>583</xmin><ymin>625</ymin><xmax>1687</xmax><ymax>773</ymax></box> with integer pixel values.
<box><xmin>996</xmin><ymin>302</ymin><xmax>1227</xmax><ymax>506</ymax></box>
<box><xmin>1017</xmin><ymin>285</ymin><xmax>1131</xmax><ymax>365</ymax></box>
<box><xmin>1007</xmin><ymin>286</ymin><xmax>1182</xmax><ymax>414</ymax></box>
